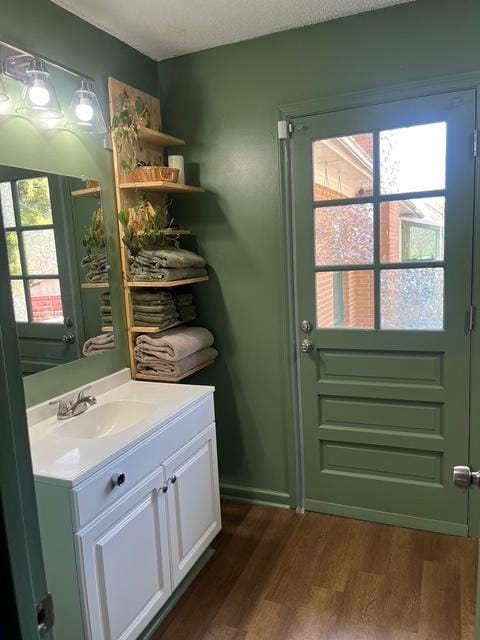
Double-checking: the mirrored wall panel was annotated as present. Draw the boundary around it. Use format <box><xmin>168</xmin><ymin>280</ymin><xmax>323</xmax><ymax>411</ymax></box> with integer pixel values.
<box><xmin>0</xmin><ymin>166</ymin><xmax>115</xmax><ymax>375</ymax></box>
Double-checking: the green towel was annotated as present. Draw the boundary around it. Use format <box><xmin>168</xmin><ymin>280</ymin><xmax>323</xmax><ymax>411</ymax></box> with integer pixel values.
<box><xmin>133</xmin><ymin>247</ymin><xmax>206</xmax><ymax>269</ymax></box>
<box><xmin>130</xmin><ymin>266</ymin><xmax>208</xmax><ymax>282</ymax></box>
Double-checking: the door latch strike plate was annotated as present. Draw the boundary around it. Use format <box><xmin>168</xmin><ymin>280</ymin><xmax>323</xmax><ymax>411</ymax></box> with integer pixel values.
<box><xmin>37</xmin><ymin>593</ymin><xmax>54</xmax><ymax>636</ymax></box>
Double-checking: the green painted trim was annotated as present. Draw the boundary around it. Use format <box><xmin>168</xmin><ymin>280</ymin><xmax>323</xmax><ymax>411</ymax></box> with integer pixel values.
<box><xmin>305</xmin><ymin>499</ymin><xmax>468</xmax><ymax>537</ymax></box>
<box><xmin>220</xmin><ymin>483</ymin><xmax>290</xmax><ymax>508</ymax></box>
<box><xmin>137</xmin><ymin>548</ymin><xmax>215</xmax><ymax>640</ymax></box>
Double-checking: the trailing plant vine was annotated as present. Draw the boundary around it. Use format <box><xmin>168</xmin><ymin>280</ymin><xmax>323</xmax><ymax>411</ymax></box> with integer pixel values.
<box><xmin>111</xmin><ymin>90</ymin><xmax>152</xmax><ymax>173</ymax></box>
<box><xmin>118</xmin><ymin>197</ymin><xmax>172</xmax><ymax>256</ymax></box>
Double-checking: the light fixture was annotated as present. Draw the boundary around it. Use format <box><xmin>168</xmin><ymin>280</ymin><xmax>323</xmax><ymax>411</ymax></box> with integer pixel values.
<box><xmin>0</xmin><ymin>75</ymin><xmax>9</xmax><ymax>103</ymax></box>
<box><xmin>16</xmin><ymin>57</ymin><xmax>63</xmax><ymax>119</ymax></box>
<box><xmin>65</xmin><ymin>80</ymin><xmax>106</xmax><ymax>134</ymax></box>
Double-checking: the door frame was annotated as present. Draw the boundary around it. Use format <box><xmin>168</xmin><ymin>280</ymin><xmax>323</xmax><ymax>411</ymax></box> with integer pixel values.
<box><xmin>276</xmin><ymin>70</ymin><xmax>480</xmax><ymax>535</ymax></box>
<box><xmin>0</xmin><ymin>205</ymin><xmax>51</xmax><ymax>636</ymax></box>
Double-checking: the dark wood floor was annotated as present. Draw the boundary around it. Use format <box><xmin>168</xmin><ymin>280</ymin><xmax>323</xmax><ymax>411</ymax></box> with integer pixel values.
<box><xmin>154</xmin><ymin>501</ymin><xmax>478</xmax><ymax>639</ymax></box>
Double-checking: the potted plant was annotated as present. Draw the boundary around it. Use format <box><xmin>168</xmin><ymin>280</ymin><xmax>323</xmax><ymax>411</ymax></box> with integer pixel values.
<box><xmin>118</xmin><ymin>197</ymin><xmax>171</xmax><ymax>256</ymax></box>
<box><xmin>111</xmin><ymin>90</ymin><xmax>152</xmax><ymax>173</ymax></box>
<box><xmin>81</xmin><ymin>209</ymin><xmax>109</xmax><ymax>282</ymax></box>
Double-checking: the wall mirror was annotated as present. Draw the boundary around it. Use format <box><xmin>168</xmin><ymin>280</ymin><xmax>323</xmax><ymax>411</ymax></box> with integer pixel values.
<box><xmin>0</xmin><ymin>165</ymin><xmax>115</xmax><ymax>375</ymax></box>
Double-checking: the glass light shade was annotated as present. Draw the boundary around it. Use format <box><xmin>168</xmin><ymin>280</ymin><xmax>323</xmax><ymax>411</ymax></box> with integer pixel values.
<box><xmin>65</xmin><ymin>80</ymin><xmax>106</xmax><ymax>134</ymax></box>
<box><xmin>0</xmin><ymin>76</ymin><xmax>9</xmax><ymax>103</ymax></box>
<box><xmin>15</xmin><ymin>58</ymin><xmax>63</xmax><ymax>120</ymax></box>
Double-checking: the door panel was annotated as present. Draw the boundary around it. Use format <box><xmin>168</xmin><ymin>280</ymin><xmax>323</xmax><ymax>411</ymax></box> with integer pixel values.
<box><xmin>291</xmin><ymin>90</ymin><xmax>476</xmax><ymax>535</ymax></box>
<box><xmin>164</xmin><ymin>423</ymin><xmax>221</xmax><ymax>588</ymax></box>
<box><xmin>77</xmin><ymin>469</ymin><xmax>171</xmax><ymax>640</ymax></box>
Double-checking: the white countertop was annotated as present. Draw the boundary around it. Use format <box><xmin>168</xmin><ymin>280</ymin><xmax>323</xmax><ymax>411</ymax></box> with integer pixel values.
<box><xmin>27</xmin><ymin>369</ymin><xmax>214</xmax><ymax>487</ymax></box>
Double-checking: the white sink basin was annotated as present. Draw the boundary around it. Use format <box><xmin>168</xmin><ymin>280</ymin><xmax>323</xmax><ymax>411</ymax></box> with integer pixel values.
<box><xmin>54</xmin><ymin>400</ymin><xmax>157</xmax><ymax>439</ymax></box>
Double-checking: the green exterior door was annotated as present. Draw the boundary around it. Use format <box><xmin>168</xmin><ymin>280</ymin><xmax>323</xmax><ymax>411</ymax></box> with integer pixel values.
<box><xmin>291</xmin><ymin>90</ymin><xmax>476</xmax><ymax>536</ymax></box>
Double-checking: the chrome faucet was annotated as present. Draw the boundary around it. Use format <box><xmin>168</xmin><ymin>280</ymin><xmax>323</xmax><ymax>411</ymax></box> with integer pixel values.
<box><xmin>49</xmin><ymin>386</ymin><xmax>97</xmax><ymax>420</ymax></box>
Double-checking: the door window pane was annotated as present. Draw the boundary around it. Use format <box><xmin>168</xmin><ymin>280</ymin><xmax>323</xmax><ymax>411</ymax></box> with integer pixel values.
<box><xmin>380</xmin><ymin>197</ymin><xmax>445</xmax><ymax>263</ymax></box>
<box><xmin>317</xmin><ymin>270</ymin><xmax>374</xmax><ymax>329</ymax></box>
<box><xmin>5</xmin><ymin>232</ymin><xmax>22</xmax><ymax>275</ymax></box>
<box><xmin>17</xmin><ymin>177</ymin><xmax>53</xmax><ymax>225</ymax></box>
<box><xmin>0</xmin><ymin>182</ymin><xmax>15</xmax><ymax>227</ymax></box>
<box><xmin>380</xmin><ymin>122</ymin><xmax>446</xmax><ymax>195</ymax></box>
<box><xmin>29</xmin><ymin>279</ymin><xmax>63</xmax><ymax>323</ymax></box>
<box><xmin>10</xmin><ymin>280</ymin><xmax>28</xmax><ymax>322</ymax></box>
<box><xmin>23</xmin><ymin>229</ymin><xmax>59</xmax><ymax>275</ymax></box>
<box><xmin>381</xmin><ymin>268</ymin><xmax>444</xmax><ymax>330</ymax></box>
<box><xmin>315</xmin><ymin>203</ymin><xmax>374</xmax><ymax>266</ymax></box>
<box><xmin>313</xmin><ymin>133</ymin><xmax>373</xmax><ymax>200</ymax></box>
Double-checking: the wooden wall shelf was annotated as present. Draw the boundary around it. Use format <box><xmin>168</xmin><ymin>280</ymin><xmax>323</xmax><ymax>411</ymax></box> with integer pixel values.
<box><xmin>81</xmin><ymin>282</ymin><xmax>109</xmax><ymax>289</ymax></box>
<box><xmin>137</xmin><ymin>127</ymin><xmax>185</xmax><ymax>147</ymax></box>
<box><xmin>71</xmin><ymin>187</ymin><xmax>101</xmax><ymax>199</ymax></box>
<box><xmin>108</xmin><ymin>77</ymin><xmax>212</xmax><ymax>384</ymax></box>
<box><xmin>126</xmin><ymin>277</ymin><xmax>209</xmax><ymax>288</ymax></box>
<box><xmin>119</xmin><ymin>181</ymin><xmax>204</xmax><ymax>194</ymax></box>
<box><xmin>129</xmin><ymin>319</ymin><xmax>185</xmax><ymax>334</ymax></box>
<box><xmin>135</xmin><ymin>359</ymin><xmax>215</xmax><ymax>383</ymax></box>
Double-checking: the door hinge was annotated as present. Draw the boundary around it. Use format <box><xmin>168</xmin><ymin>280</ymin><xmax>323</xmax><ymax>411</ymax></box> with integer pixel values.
<box><xmin>474</xmin><ymin>129</ymin><xmax>478</xmax><ymax>158</ymax></box>
<box><xmin>469</xmin><ymin>305</ymin><xmax>476</xmax><ymax>332</ymax></box>
<box><xmin>37</xmin><ymin>593</ymin><xmax>54</xmax><ymax>636</ymax></box>
<box><xmin>278</xmin><ymin>120</ymin><xmax>293</xmax><ymax>140</ymax></box>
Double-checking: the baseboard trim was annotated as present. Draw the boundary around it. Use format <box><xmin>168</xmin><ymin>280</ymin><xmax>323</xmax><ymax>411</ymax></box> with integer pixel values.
<box><xmin>138</xmin><ymin>547</ymin><xmax>215</xmax><ymax>640</ymax></box>
<box><xmin>220</xmin><ymin>483</ymin><xmax>291</xmax><ymax>509</ymax></box>
<box><xmin>304</xmin><ymin>499</ymin><xmax>468</xmax><ymax>537</ymax></box>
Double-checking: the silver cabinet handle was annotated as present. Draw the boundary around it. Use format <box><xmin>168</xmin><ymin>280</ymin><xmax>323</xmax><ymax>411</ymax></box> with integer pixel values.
<box><xmin>300</xmin><ymin>339</ymin><xmax>314</xmax><ymax>353</ymax></box>
<box><xmin>162</xmin><ymin>475</ymin><xmax>177</xmax><ymax>493</ymax></box>
<box><xmin>453</xmin><ymin>465</ymin><xmax>480</xmax><ymax>490</ymax></box>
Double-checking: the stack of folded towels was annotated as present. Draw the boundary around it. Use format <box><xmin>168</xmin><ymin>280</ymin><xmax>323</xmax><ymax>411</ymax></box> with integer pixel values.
<box><xmin>100</xmin><ymin>291</ymin><xmax>112</xmax><ymax>326</ymax></box>
<box><xmin>133</xmin><ymin>290</ymin><xmax>177</xmax><ymax>329</ymax></box>
<box><xmin>129</xmin><ymin>247</ymin><xmax>207</xmax><ymax>282</ymax></box>
<box><xmin>131</xmin><ymin>289</ymin><xmax>197</xmax><ymax>328</ymax></box>
<box><xmin>134</xmin><ymin>327</ymin><xmax>217</xmax><ymax>378</ymax></box>
<box><xmin>173</xmin><ymin>290</ymin><xmax>196</xmax><ymax>323</ymax></box>
<box><xmin>82</xmin><ymin>333</ymin><xmax>114</xmax><ymax>357</ymax></box>
<box><xmin>81</xmin><ymin>252</ymin><xmax>109</xmax><ymax>283</ymax></box>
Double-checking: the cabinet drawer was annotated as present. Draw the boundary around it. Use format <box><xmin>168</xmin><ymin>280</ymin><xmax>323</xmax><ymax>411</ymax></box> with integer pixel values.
<box><xmin>73</xmin><ymin>395</ymin><xmax>214</xmax><ymax>530</ymax></box>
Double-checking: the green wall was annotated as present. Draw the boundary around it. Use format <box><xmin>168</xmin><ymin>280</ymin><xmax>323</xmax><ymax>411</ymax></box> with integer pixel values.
<box><xmin>0</xmin><ymin>0</ymin><xmax>158</xmax><ymax>406</ymax></box>
<box><xmin>157</xmin><ymin>0</ymin><xmax>480</xmax><ymax>504</ymax></box>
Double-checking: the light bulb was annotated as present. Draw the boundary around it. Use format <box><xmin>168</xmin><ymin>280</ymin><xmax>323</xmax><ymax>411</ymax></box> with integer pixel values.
<box><xmin>28</xmin><ymin>81</ymin><xmax>50</xmax><ymax>107</ymax></box>
<box><xmin>75</xmin><ymin>99</ymin><xmax>94</xmax><ymax>122</ymax></box>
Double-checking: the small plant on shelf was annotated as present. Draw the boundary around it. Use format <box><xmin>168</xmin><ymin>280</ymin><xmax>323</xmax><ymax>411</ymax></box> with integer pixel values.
<box><xmin>83</xmin><ymin>209</ymin><xmax>105</xmax><ymax>254</ymax></box>
<box><xmin>111</xmin><ymin>90</ymin><xmax>152</xmax><ymax>173</ymax></box>
<box><xmin>118</xmin><ymin>197</ymin><xmax>171</xmax><ymax>256</ymax></box>
<box><xmin>81</xmin><ymin>209</ymin><xmax>109</xmax><ymax>283</ymax></box>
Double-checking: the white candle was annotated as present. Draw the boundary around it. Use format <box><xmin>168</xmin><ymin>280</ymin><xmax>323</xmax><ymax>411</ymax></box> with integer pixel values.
<box><xmin>168</xmin><ymin>155</ymin><xmax>185</xmax><ymax>184</ymax></box>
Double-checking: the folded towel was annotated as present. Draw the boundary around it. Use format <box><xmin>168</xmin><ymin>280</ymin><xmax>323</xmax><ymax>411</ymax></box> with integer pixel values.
<box><xmin>129</xmin><ymin>266</ymin><xmax>207</xmax><ymax>282</ymax></box>
<box><xmin>177</xmin><ymin>304</ymin><xmax>196</xmax><ymax>322</ymax></box>
<box><xmin>132</xmin><ymin>290</ymin><xmax>173</xmax><ymax>303</ymax></box>
<box><xmin>82</xmin><ymin>333</ymin><xmax>114</xmax><ymax>357</ymax></box>
<box><xmin>135</xmin><ymin>326</ymin><xmax>214</xmax><ymax>361</ymax></box>
<box><xmin>132</xmin><ymin>303</ymin><xmax>176</xmax><ymax>314</ymax></box>
<box><xmin>101</xmin><ymin>314</ymin><xmax>113</xmax><ymax>324</ymax></box>
<box><xmin>137</xmin><ymin>347</ymin><xmax>217</xmax><ymax>378</ymax></box>
<box><xmin>133</xmin><ymin>247</ymin><xmax>206</xmax><ymax>269</ymax></box>
<box><xmin>133</xmin><ymin>312</ymin><xmax>178</xmax><ymax>328</ymax></box>
<box><xmin>81</xmin><ymin>253</ymin><xmax>109</xmax><ymax>283</ymax></box>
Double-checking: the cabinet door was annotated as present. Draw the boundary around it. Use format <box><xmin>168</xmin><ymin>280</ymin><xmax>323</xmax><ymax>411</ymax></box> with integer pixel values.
<box><xmin>164</xmin><ymin>423</ymin><xmax>221</xmax><ymax>588</ymax></box>
<box><xmin>77</xmin><ymin>469</ymin><xmax>171</xmax><ymax>640</ymax></box>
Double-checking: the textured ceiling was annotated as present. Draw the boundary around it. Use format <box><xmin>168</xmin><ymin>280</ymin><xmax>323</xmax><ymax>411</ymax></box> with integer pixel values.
<box><xmin>49</xmin><ymin>0</ymin><xmax>414</xmax><ymax>61</ymax></box>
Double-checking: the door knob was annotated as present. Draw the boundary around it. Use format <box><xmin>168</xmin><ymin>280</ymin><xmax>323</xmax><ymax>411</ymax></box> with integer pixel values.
<box><xmin>453</xmin><ymin>465</ymin><xmax>480</xmax><ymax>490</ymax></box>
<box><xmin>61</xmin><ymin>333</ymin><xmax>75</xmax><ymax>344</ymax></box>
<box><xmin>300</xmin><ymin>339</ymin><xmax>314</xmax><ymax>354</ymax></box>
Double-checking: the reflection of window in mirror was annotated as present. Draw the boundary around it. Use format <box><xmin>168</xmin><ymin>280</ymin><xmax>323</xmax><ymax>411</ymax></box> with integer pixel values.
<box><xmin>0</xmin><ymin>168</ymin><xmax>113</xmax><ymax>376</ymax></box>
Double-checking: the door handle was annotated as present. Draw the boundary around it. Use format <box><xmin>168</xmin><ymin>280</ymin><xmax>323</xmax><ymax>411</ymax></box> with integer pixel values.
<box><xmin>299</xmin><ymin>339</ymin><xmax>314</xmax><ymax>354</ymax></box>
<box><xmin>453</xmin><ymin>465</ymin><xmax>480</xmax><ymax>490</ymax></box>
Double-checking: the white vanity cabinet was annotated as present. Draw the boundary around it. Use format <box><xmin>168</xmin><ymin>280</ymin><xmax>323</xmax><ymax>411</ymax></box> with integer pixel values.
<box><xmin>32</xmin><ymin>386</ymin><xmax>221</xmax><ymax>640</ymax></box>
<box><xmin>77</xmin><ymin>469</ymin><xmax>172</xmax><ymax>640</ymax></box>
<box><xmin>164</xmin><ymin>424</ymin><xmax>221</xmax><ymax>588</ymax></box>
